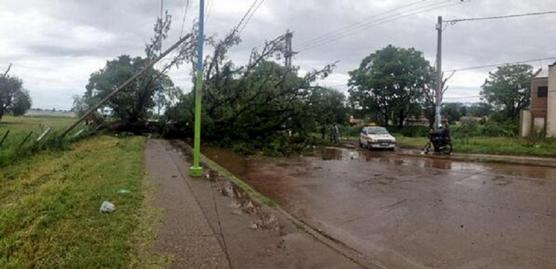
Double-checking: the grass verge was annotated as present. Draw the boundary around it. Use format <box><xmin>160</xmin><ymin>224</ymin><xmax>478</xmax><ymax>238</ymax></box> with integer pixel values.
<box><xmin>395</xmin><ymin>135</ymin><xmax>556</xmax><ymax>157</ymax></box>
<box><xmin>0</xmin><ymin>135</ymin><xmax>157</xmax><ymax>268</ymax></box>
<box><xmin>0</xmin><ymin>115</ymin><xmax>80</xmax><ymax>166</ymax></box>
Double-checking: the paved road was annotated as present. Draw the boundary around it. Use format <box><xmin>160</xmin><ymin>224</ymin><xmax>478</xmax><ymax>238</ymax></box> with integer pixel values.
<box><xmin>146</xmin><ymin>140</ymin><xmax>365</xmax><ymax>269</ymax></box>
<box><xmin>203</xmin><ymin>147</ymin><xmax>556</xmax><ymax>269</ymax></box>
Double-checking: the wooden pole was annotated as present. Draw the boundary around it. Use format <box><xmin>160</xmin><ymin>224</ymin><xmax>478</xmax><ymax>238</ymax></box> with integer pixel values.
<box><xmin>17</xmin><ymin>131</ymin><xmax>33</xmax><ymax>150</ymax></box>
<box><xmin>60</xmin><ymin>35</ymin><xmax>191</xmax><ymax>137</ymax></box>
<box><xmin>0</xmin><ymin>130</ymin><xmax>10</xmax><ymax>147</ymax></box>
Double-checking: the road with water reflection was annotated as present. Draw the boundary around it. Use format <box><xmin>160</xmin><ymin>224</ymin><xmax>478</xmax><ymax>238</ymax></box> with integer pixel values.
<box><xmin>203</xmin><ymin>147</ymin><xmax>556</xmax><ymax>269</ymax></box>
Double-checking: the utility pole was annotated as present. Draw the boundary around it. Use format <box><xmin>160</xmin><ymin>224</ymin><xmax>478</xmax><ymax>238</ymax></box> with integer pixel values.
<box><xmin>189</xmin><ymin>0</ymin><xmax>205</xmax><ymax>177</ymax></box>
<box><xmin>285</xmin><ymin>30</ymin><xmax>293</xmax><ymax>70</ymax></box>
<box><xmin>435</xmin><ymin>16</ymin><xmax>443</xmax><ymax>129</ymax></box>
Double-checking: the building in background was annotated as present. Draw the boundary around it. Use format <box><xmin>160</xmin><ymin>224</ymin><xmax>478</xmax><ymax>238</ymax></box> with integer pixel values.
<box><xmin>521</xmin><ymin>63</ymin><xmax>556</xmax><ymax>137</ymax></box>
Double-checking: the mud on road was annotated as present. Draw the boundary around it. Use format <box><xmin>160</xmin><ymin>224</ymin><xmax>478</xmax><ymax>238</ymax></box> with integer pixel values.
<box><xmin>203</xmin><ymin>146</ymin><xmax>556</xmax><ymax>269</ymax></box>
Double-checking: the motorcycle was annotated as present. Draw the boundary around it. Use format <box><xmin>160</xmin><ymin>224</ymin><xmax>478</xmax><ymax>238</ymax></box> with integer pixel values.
<box><xmin>422</xmin><ymin>129</ymin><xmax>452</xmax><ymax>155</ymax></box>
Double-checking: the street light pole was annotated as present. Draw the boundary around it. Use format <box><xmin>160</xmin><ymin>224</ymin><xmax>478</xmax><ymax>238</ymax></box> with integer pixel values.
<box><xmin>189</xmin><ymin>0</ymin><xmax>205</xmax><ymax>177</ymax></box>
<box><xmin>435</xmin><ymin>16</ymin><xmax>443</xmax><ymax>129</ymax></box>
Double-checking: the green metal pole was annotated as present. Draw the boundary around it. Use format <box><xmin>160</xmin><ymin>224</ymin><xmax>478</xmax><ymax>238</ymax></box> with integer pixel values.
<box><xmin>189</xmin><ymin>0</ymin><xmax>205</xmax><ymax>177</ymax></box>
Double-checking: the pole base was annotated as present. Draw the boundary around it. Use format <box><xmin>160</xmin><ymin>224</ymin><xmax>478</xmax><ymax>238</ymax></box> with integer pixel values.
<box><xmin>189</xmin><ymin>166</ymin><xmax>203</xmax><ymax>177</ymax></box>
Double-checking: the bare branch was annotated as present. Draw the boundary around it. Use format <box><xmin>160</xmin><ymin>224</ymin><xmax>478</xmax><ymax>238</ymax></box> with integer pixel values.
<box><xmin>2</xmin><ymin>64</ymin><xmax>12</xmax><ymax>77</ymax></box>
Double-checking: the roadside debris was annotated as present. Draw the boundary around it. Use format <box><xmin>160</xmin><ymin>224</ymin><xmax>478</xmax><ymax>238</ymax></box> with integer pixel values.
<box><xmin>117</xmin><ymin>189</ymin><xmax>130</xmax><ymax>194</ymax></box>
<box><xmin>100</xmin><ymin>201</ymin><xmax>116</xmax><ymax>213</ymax></box>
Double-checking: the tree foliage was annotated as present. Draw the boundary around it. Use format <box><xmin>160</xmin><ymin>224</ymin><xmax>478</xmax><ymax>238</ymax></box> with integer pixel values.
<box><xmin>75</xmin><ymin>11</ymin><xmax>190</xmax><ymax>130</ymax></box>
<box><xmin>467</xmin><ymin>102</ymin><xmax>492</xmax><ymax>118</ymax></box>
<box><xmin>164</xmin><ymin>32</ymin><xmax>340</xmax><ymax>145</ymax></box>
<box><xmin>348</xmin><ymin>45</ymin><xmax>433</xmax><ymax>128</ymax></box>
<box><xmin>82</xmin><ymin>55</ymin><xmax>179</xmax><ymax>129</ymax></box>
<box><xmin>480</xmin><ymin>64</ymin><xmax>532</xmax><ymax>121</ymax></box>
<box><xmin>0</xmin><ymin>67</ymin><xmax>32</xmax><ymax>120</ymax></box>
<box><xmin>10</xmin><ymin>89</ymin><xmax>32</xmax><ymax>116</ymax></box>
<box><xmin>442</xmin><ymin>102</ymin><xmax>465</xmax><ymax>124</ymax></box>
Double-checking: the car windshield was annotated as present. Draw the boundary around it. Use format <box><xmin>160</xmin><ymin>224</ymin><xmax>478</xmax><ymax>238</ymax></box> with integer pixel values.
<box><xmin>365</xmin><ymin>127</ymin><xmax>389</xmax><ymax>134</ymax></box>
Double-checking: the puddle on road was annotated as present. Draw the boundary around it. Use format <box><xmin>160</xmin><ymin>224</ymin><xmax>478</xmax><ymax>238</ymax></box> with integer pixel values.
<box><xmin>203</xmin><ymin>146</ymin><xmax>556</xmax><ymax>181</ymax></box>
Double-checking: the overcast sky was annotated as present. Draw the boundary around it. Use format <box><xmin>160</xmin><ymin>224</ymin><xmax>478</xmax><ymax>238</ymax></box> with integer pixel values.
<box><xmin>1</xmin><ymin>0</ymin><xmax>556</xmax><ymax>110</ymax></box>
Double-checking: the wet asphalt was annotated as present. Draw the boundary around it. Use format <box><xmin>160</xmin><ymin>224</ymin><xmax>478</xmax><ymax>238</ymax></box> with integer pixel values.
<box><xmin>203</xmin><ymin>146</ymin><xmax>556</xmax><ymax>269</ymax></box>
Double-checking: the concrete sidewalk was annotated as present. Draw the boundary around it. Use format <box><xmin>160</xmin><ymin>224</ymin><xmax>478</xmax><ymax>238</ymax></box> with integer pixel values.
<box><xmin>145</xmin><ymin>139</ymin><xmax>230</xmax><ymax>269</ymax></box>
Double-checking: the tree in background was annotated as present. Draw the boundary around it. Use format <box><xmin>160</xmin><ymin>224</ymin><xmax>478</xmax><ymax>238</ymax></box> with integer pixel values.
<box><xmin>348</xmin><ymin>45</ymin><xmax>433</xmax><ymax>128</ymax></box>
<box><xmin>76</xmin><ymin>11</ymin><xmax>189</xmax><ymax>130</ymax></box>
<box><xmin>308</xmin><ymin>87</ymin><xmax>347</xmax><ymax>126</ymax></box>
<box><xmin>442</xmin><ymin>102</ymin><xmax>465</xmax><ymax>124</ymax></box>
<box><xmin>0</xmin><ymin>66</ymin><xmax>32</xmax><ymax>120</ymax></box>
<box><xmin>83</xmin><ymin>55</ymin><xmax>179</xmax><ymax>129</ymax></box>
<box><xmin>467</xmin><ymin>102</ymin><xmax>493</xmax><ymax>118</ymax></box>
<box><xmin>481</xmin><ymin>64</ymin><xmax>532</xmax><ymax>121</ymax></box>
<box><xmin>10</xmin><ymin>89</ymin><xmax>32</xmax><ymax>116</ymax></box>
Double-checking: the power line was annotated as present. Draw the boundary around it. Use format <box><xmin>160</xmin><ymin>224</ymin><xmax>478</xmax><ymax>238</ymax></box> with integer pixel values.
<box><xmin>446</xmin><ymin>57</ymin><xmax>556</xmax><ymax>72</ymax></box>
<box><xmin>297</xmin><ymin>0</ymin><xmax>465</xmax><ymax>52</ymax></box>
<box><xmin>298</xmin><ymin>0</ymin><xmax>453</xmax><ymax>50</ymax></box>
<box><xmin>179</xmin><ymin>0</ymin><xmax>191</xmax><ymax>38</ymax></box>
<box><xmin>239</xmin><ymin>0</ymin><xmax>265</xmax><ymax>34</ymax></box>
<box><xmin>231</xmin><ymin>0</ymin><xmax>260</xmax><ymax>35</ymax></box>
<box><xmin>297</xmin><ymin>0</ymin><xmax>439</xmax><ymax>48</ymax></box>
<box><xmin>445</xmin><ymin>10</ymin><xmax>556</xmax><ymax>24</ymax></box>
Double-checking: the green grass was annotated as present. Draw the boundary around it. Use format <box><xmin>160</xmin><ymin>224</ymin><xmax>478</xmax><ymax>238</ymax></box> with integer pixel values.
<box><xmin>0</xmin><ymin>115</ymin><xmax>75</xmax><ymax>147</ymax></box>
<box><xmin>0</xmin><ymin>135</ymin><xmax>156</xmax><ymax>268</ymax></box>
<box><xmin>395</xmin><ymin>135</ymin><xmax>556</xmax><ymax>157</ymax></box>
<box><xmin>0</xmin><ymin>115</ymin><xmax>80</xmax><ymax>166</ymax></box>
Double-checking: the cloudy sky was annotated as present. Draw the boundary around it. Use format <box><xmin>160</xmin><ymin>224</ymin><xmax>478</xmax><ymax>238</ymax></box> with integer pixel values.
<box><xmin>1</xmin><ymin>0</ymin><xmax>556</xmax><ymax>110</ymax></box>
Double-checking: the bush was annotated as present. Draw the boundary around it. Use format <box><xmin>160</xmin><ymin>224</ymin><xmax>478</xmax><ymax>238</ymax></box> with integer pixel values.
<box><xmin>341</xmin><ymin>125</ymin><xmax>361</xmax><ymax>137</ymax></box>
<box><xmin>451</xmin><ymin>120</ymin><xmax>517</xmax><ymax>138</ymax></box>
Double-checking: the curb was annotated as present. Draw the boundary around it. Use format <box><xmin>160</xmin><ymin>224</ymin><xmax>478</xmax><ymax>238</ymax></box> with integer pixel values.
<box><xmin>397</xmin><ymin>149</ymin><xmax>556</xmax><ymax>168</ymax></box>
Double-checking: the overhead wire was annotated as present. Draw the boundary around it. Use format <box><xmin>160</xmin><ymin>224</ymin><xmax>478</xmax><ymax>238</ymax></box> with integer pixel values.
<box><xmin>446</xmin><ymin>57</ymin><xmax>556</xmax><ymax>72</ymax></box>
<box><xmin>231</xmin><ymin>0</ymin><xmax>260</xmax><ymax>35</ymax></box>
<box><xmin>445</xmin><ymin>10</ymin><xmax>556</xmax><ymax>24</ymax></box>
<box><xmin>297</xmin><ymin>0</ymin><xmax>440</xmax><ymax>48</ymax></box>
<box><xmin>239</xmin><ymin>0</ymin><xmax>265</xmax><ymax>34</ymax></box>
<box><xmin>297</xmin><ymin>0</ymin><xmax>465</xmax><ymax>52</ymax></box>
<box><xmin>299</xmin><ymin>0</ymin><xmax>460</xmax><ymax>51</ymax></box>
<box><xmin>179</xmin><ymin>0</ymin><xmax>191</xmax><ymax>38</ymax></box>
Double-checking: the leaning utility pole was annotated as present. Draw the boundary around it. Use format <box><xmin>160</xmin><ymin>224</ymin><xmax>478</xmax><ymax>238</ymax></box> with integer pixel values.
<box><xmin>189</xmin><ymin>0</ymin><xmax>205</xmax><ymax>177</ymax></box>
<box><xmin>435</xmin><ymin>16</ymin><xmax>443</xmax><ymax>129</ymax></box>
<box><xmin>285</xmin><ymin>30</ymin><xmax>293</xmax><ymax>70</ymax></box>
<box><xmin>60</xmin><ymin>35</ymin><xmax>191</xmax><ymax>138</ymax></box>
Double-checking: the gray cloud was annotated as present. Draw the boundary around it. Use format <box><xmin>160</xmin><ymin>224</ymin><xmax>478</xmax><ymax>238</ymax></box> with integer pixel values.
<box><xmin>1</xmin><ymin>0</ymin><xmax>555</xmax><ymax>109</ymax></box>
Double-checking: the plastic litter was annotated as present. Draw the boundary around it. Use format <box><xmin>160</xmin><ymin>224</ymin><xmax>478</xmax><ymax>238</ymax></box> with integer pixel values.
<box><xmin>117</xmin><ymin>189</ymin><xmax>131</xmax><ymax>194</ymax></box>
<box><xmin>100</xmin><ymin>201</ymin><xmax>116</xmax><ymax>213</ymax></box>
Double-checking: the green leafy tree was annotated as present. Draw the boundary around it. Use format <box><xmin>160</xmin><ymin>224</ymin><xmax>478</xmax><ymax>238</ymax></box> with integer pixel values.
<box><xmin>481</xmin><ymin>64</ymin><xmax>532</xmax><ymax>121</ymax></box>
<box><xmin>10</xmin><ymin>89</ymin><xmax>32</xmax><ymax>116</ymax></box>
<box><xmin>442</xmin><ymin>102</ymin><xmax>464</xmax><ymax>124</ymax></box>
<box><xmin>467</xmin><ymin>102</ymin><xmax>492</xmax><ymax>117</ymax></box>
<box><xmin>0</xmin><ymin>67</ymin><xmax>32</xmax><ymax>120</ymax></box>
<box><xmin>348</xmin><ymin>45</ymin><xmax>433</xmax><ymax>128</ymax></box>
<box><xmin>83</xmin><ymin>55</ymin><xmax>178</xmax><ymax>129</ymax></box>
<box><xmin>164</xmin><ymin>33</ymin><xmax>337</xmax><ymax>144</ymax></box>
<box><xmin>309</xmin><ymin>87</ymin><xmax>347</xmax><ymax>125</ymax></box>
<box><xmin>78</xmin><ymin>12</ymin><xmax>186</xmax><ymax>130</ymax></box>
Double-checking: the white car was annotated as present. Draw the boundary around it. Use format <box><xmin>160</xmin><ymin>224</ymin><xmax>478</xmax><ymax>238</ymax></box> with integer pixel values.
<box><xmin>359</xmin><ymin>126</ymin><xmax>396</xmax><ymax>150</ymax></box>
